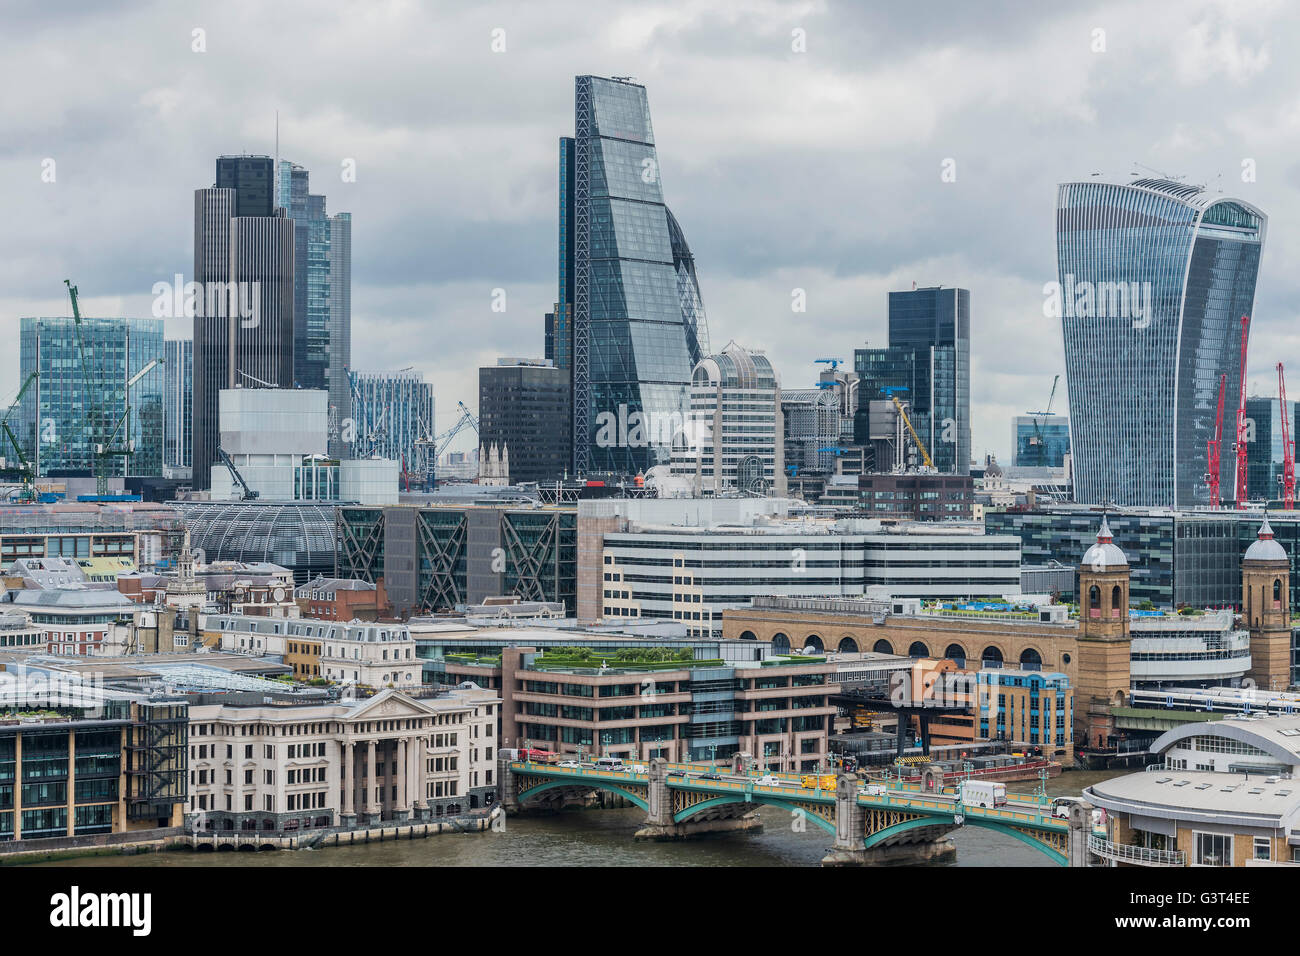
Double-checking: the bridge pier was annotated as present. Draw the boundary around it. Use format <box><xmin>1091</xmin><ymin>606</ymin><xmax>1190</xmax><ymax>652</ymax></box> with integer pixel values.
<box><xmin>821</xmin><ymin>772</ymin><xmax>956</xmax><ymax>866</ymax></box>
<box><xmin>1068</xmin><ymin>800</ymin><xmax>1094</xmax><ymax>867</ymax></box>
<box><xmin>633</xmin><ymin>758</ymin><xmax>761</xmax><ymax>841</ymax></box>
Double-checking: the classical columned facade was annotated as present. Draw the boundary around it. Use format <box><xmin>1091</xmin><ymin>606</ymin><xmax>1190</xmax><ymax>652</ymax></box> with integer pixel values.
<box><xmin>187</xmin><ymin>687</ymin><xmax>499</xmax><ymax>833</ymax></box>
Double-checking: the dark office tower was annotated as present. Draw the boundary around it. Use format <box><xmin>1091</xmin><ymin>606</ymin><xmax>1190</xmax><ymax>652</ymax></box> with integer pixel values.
<box><xmin>854</xmin><ymin>287</ymin><xmax>970</xmax><ymax>474</ymax></box>
<box><xmin>1057</xmin><ymin>179</ymin><xmax>1266</xmax><ymax>508</ymax></box>
<box><xmin>192</xmin><ymin>155</ymin><xmax>295</xmax><ymax>490</ymax></box>
<box><xmin>479</xmin><ymin>359</ymin><xmax>571</xmax><ymax>484</ymax></box>
<box><xmin>562</xmin><ymin>75</ymin><xmax>709</xmax><ymax>475</ymax></box>
<box><xmin>216</xmin><ymin>155</ymin><xmax>274</xmax><ymax>217</ymax></box>
<box><xmin>278</xmin><ymin>161</ymin><xmax>352</xmax><ymax>457</ymax></box>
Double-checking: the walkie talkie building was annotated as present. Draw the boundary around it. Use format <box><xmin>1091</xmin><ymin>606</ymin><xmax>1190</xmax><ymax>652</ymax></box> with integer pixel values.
<box><xmin>558</xmin><ymin>75</ymin><xmax>708</xmax><ymax>475</ymax></box>
<box><xmin>1055</xmin><ymin>178</ymin><xmax>1266</xmax><ymax>508</ymax></box>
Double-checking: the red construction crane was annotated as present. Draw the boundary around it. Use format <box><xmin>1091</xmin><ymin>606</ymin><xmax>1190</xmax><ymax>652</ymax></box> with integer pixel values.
<box><xmin>1234</xmin><ymin>315</ymin><xmax>1251</xmax><ymax>508</ymax></box>
<box><xmin>1279</xmin><ymin>362</ymin><xmax>1295</xmax><ymax>510</ymax></box>
<box><xmin>1206</xmin><ymin>373</ymin><xmax>1227</xmax><ymax>508</ymax></box>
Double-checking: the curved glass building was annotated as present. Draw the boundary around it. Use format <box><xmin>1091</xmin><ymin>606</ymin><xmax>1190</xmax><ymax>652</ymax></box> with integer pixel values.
<box><xmin>1056</xmin><ymin>178</ymin><xmax>1266</xmax><ymax>508</ymax></box>
<box><xmin>561</xmin><ymin>75</ymin><xmax>708</xmax><ymax>475</ymax></box>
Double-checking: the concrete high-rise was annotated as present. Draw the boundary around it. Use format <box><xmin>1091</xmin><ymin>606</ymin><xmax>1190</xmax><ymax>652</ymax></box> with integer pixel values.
<box><xmin>192</xmin><ymin>156</ymin><xmax>295</xmax><ymax>490</ymax></box>
<box><xmin>556</xmin><ymin>75</ymin><xmax>709</xmax><ymax>476</ymax></box>
<box><xmin>1056</xmin><ymin>178</ymin><xmax>1266</xmax><ymax>508</ymax></box>
<box><xmin>278</xmin><ymin>161</ymin><xmax>352</xmax><ymax>457</ymax></box>
<box><xmin>854</xmin><ymin>287</ymin><xmax>970</xmax><ymax>475</ymax></box>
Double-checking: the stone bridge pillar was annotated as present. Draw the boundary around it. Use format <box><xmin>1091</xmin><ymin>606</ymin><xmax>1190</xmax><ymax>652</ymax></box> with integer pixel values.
<box><xmin>1067</xmin><ymin>800</ymin><xmax>1094</xmax><ymax>867</ymax></box>
<box><xmin>920</xmin><ymin>764</ymin><xmax>945</xmax><ymax>793</ymax></box>
<box><xmin>821</xmin><ymin>773</ymin><xmax>866</xmax><ymax>865</ymax></box>
<box><xmin>645</xmin><ymin>757</ymin><xmax>672</xmax><ymax>826</ymax></box>
<box><xmin>498</xmin><ymin>753</ymin><xmax>519</xmax><ymax>813</ymax></box>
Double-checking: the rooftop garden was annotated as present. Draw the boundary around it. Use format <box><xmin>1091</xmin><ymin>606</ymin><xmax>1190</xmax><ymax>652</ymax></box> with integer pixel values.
<box><xmin>532</xmin><ymin>646</ymin><xmax>713</xmax><ymax>671</ymax></box>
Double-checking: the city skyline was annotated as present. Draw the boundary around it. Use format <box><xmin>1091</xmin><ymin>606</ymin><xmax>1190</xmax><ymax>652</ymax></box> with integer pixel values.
<box><xmin>4</xmin><ymin>1</ymin><xmax>1299</xmax><ymax>466</ymax></box>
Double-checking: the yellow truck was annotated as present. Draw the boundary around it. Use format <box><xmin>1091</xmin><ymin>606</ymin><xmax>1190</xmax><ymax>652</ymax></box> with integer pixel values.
<box><xmin>800</xmin><ymin>774</ymin><xmax>836</xmax><ymax>790</ymax></box>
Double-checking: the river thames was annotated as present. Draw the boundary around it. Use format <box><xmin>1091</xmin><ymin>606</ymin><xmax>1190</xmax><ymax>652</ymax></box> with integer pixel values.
<box><xmin>48</xmin><ymin>768</ymin><xmax>1129</xmax><ymax>868</ymax></box>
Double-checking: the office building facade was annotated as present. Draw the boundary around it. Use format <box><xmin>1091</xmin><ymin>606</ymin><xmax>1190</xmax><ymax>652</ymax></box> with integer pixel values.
<box><xmin>478</xmin><ymin>359</ymin><xmax>571</xmax><ymax>485</ymax></box>
<box><xmin>560</xmin><ymin>75</ymin><xmax>708</xmax><ymax>476</ymax></box>
<box><xmin>18</xmin><ymin>316</ymin><xmax>165</xmax><ymax>478</ymax></box>
<box><xmin>854</xmin><ymin>287</ymin><xmax>971</xmax><ymax>475</ymax></box>
<box><xmin>163</xmin><ymin>337</ymin><xmax>193</xmax><ymax>473</ymax></box>
<box><xmin>668</xmin><ymin>342</ymin><xmax>785</xmax><ymax>496</ymax></box>
<box><xmin>348</xmin><ymin>370</ymin><xmax>435</xmax><ymax>481</ymax></box>
<box><xmin>1013</xmin><ymin>414</ymin><xmax>1070</xmax><ymax>468</ymax></box>
<box><xmin>1244</xmin><ymin>397</ymin><xmax>1298</xmax><ymax>503</ymax></box>
<box><xmin>278</xmin><ymin>161</ymin><xmax>352</xmax><ymax>457</ymax></box>
<box><xmin>192</xmin><ymin>156</ymin><xmax>295</xmax><ymax>490</ymax></box>
<box><xmin>1056</xmin><ymin>178</ymin><xmax>1266</xmax><ymax>507</ymax></box>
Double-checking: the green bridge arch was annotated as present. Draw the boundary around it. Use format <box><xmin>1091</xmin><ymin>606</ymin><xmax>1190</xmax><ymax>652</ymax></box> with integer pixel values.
<box><xmin>863</xmin><ymin>815</ymin><xmax>1067</xmax><ymax>866</ymax></box>
<box><xmin>517</xmin><ymin>778</ymin><xmax>649</xmax><ymax>812</ymax></box>
<box><xmin>672</xmin><ymin>793</ymin><xmax>837</xmax><ymax>835</ymax></box>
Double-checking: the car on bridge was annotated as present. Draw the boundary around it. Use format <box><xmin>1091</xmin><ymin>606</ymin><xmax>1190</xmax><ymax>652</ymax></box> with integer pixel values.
<box><xmin>556</xmin><ymin>760</ymin><xmax>580</xmax><ymax>769</ymax></box>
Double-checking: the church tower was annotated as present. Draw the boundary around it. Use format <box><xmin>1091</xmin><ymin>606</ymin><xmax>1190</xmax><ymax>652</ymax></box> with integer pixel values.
<box><xmin>1242</xmin><ymin>516</ymin><xmax>1291</xmax><ymax>692</ymax></box>
<box><xmin>1074</xmin><ymin>515</ymin><xmax>1132</xmax><ymax>750</ymax></box>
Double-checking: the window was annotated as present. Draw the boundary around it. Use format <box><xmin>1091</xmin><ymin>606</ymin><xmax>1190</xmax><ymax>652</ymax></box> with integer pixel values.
<box><xmin>1194</xmin><ymin>831</ymin><xmax>1231</xmax><ymax>866</ymax></box>
<box><xmin>1254</xmin><ymin>836</ymin><xmax>1271</xmax><ymax>861</ymax></box>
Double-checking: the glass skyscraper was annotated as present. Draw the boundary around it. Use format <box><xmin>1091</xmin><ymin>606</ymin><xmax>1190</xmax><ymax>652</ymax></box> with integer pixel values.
<box><xmin>1243</xmin><ymin>396</ymin><xmax>1298</xmax><ymax>502</ymax></box>
<box><xmin>278</xmin><ymin>161</ymin><xmax>352</xmax><ymax>458</ymax></box>
<box><xmin>348</xmin><ymin>370</ymin><xmax>436</xmax><ymax>480</ymax></box>
<box><xmin>558</xmin><ymin>75</ymin><xmax>709</xmax><ymax>474</ymax></box>
<box><xmin>854</xmin><ymin>287</ymin><xmax>970</xmax><ymax>474</ymax></box>
<box><xmin>18</xmin><ymin>317</ymin><xmax>165</xmax><ymax>477</ymax></box>
<box><xmin>1056</xmin><ymin>178</ymin><xmax>1266</xmax><ymax>508</ymax></box>
<box><xmin>163</xmin><ymin>338</ymin><xmax>193</xmax><ymax>471</ymax></box>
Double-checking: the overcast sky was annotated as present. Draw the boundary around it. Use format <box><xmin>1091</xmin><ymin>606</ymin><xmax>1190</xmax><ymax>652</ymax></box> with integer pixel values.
<box><xmin>1</xmin><ymin>0</ymin><xmax>1296</xmax><ymax>462</ymax></box>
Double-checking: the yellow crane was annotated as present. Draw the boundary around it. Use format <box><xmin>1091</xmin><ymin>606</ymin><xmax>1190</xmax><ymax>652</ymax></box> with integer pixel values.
<box><xmin>888</xmin><ymin>394</ymin><xmax>933</xmax><ymax>469</ymax></box>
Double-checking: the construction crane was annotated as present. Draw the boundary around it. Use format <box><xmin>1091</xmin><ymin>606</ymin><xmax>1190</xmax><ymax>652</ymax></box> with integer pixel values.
<box><xmin>216</xmin><ymin>448</ymin><xmax>259</xmax><ymax>500</ymax></box>
<box><xmin>881</xmin><ymin>388</ymin><xmax>933</xmax><ymax>469</ymax></box>
<box><xmin>1279</xmin><ymin>363</ymin><xmax>1295</xmax><ymax>510</ymax></box>
<box><xmin>1233</xmin><ymin>315</ymin><xmax>1251</xmax><ymax>508</ymax></box>
<box><xmin>1025</xmin><ymin>374</ymin><xmax>1061</xmax><ymax>466</ymax></box>
<box><xmin>0</xmin><ymin>371</ymin><xmax>37</xmax><ymax>480</ymax></box>
<box><xmin>65</xmin><ymin>279</ymin><xmax>163</xmax><ymax>495</ymax></box>
<box><xmin>413</xmin><ymin>401</ymin><xmax>479</xmax><ymax>490</ymax></box>
<box><xmin>1206</xmin><ymin>373</ymin><xmax>1227</xmax><ymax>509</ymax></box>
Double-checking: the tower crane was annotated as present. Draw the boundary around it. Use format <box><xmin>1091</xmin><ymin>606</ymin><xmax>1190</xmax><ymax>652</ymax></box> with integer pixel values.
<box><xmin>881</xmin><ymin>387</ymin><xmax>933</xmax><ymax>469</ymax></box>
<box><xmin>0</xmin><ymin>372</ymin><xmax>38</xmax><ymax>497</ymax></box>
<box><xmin>1233</xmin><ymin>315</ymin><xmax>1251</xmax><ymax>508</ymax></box>
<box><xmin>1206</xmin><ymin>373</ymin><xmax>1227</xmax><ymax>509</ymax></box>
<box><xmin>1026</xmin><ymin>374</ymin><xmax>1061</xmax><ymax>466</ymax></box>
<box><xmin>1279</xmin><ymin>363</ymin><xmax>1295</xmax><ymax>510</ymax></box>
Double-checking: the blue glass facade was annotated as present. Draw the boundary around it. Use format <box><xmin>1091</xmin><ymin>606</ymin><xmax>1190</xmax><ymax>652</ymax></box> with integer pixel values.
<box><xmin>1013</xmin><ymin>414</ymin><xmax>1070</xmax><ymax>467</ymax></box>
<box><xmin>163</xmin><ymin>338</ymin><xmax>193</xmax><ymax>469</ymax></box>
<box><xmin>278</xmin><ymin>161</ymin><xmax>352</xmax><ymax>457</ymax></box>
<box><xmin>566</xmin><ymin>76</ymin><xmax>707</xmax><ymax>474</ymax></box>
<box><xmin>1244</xmin><ymin>397</ymin><xmax>1299</xmax><ymax>502</ymax></box>
<box><xmin>1056</xmin><ymin>179</ymin><xmax>1266</xmax><ymax>507</ymax></box>
<box><xmin>19</xmin><ymin>317</ymin><xmax>165</xmax><ymax>477</ymax></box>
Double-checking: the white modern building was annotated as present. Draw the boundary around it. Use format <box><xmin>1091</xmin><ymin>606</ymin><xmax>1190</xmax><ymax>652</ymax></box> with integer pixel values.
<box><xmin>580</xmin><ymin>498</ymin><xmax>1021</xmax><ymax>637</ymax></box>
<box><xmin>209</xmin><ymin>388</ymin><xmax>398</xmax><ymax>504</ymax></box>
<box><xmin>669</xmin><ymin>341</ymin><xmax>786</xmax><ymax>496</ymax></box>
